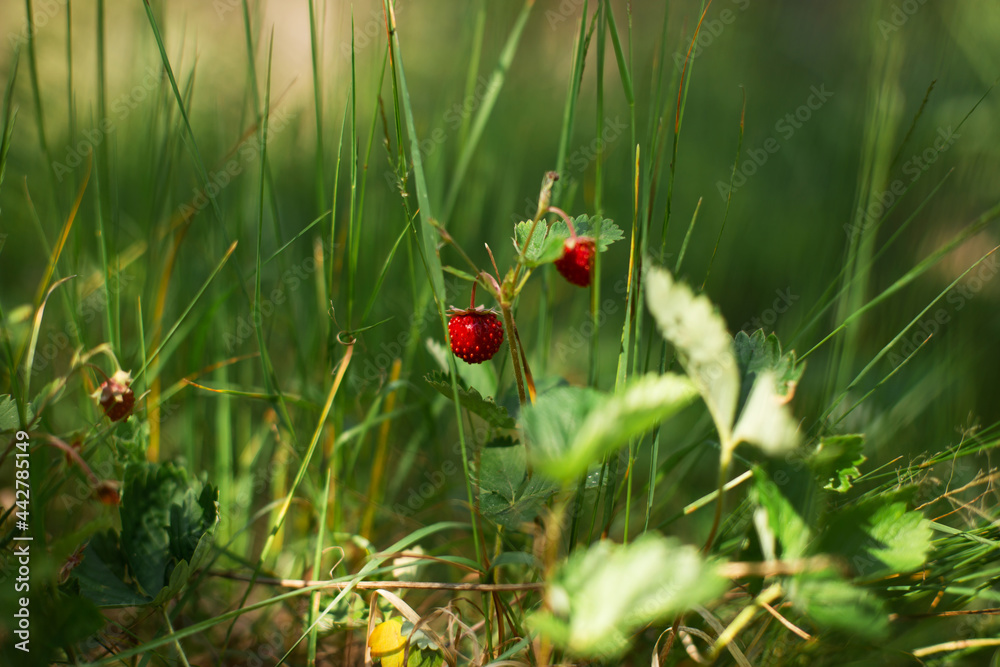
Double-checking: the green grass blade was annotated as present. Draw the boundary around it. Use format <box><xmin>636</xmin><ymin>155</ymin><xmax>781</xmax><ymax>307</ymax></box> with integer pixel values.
<box><xmin>441</xmin><ymin>0</ymin><xmax>535</xmax><ymax>223</ymax></box>
<box><xmin>801</xmin><ymin>199</ymin><xmax>1000</xmax><ymax>361</ymax></box>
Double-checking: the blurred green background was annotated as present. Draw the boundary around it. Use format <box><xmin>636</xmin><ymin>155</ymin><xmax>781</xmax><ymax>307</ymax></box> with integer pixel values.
<box><xmin>1</xmin><ymin>0</ymin><xmax>998</xmax><ymax>500</ymax></box>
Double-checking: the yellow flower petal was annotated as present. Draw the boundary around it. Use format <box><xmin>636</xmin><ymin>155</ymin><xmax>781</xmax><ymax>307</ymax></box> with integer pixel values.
<box><xmin>369</xmin><ymin>618</ymin><xmax>406</xmax><ymax>667</ymax></box>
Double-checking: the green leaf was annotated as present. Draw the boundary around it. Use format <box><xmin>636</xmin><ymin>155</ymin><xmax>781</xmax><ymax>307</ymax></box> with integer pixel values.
<box><xmin>425</xmin><ymin>371</ymin><xmax>514</xmax><ymax>428</ymax></box>
<box><xmin>809</xmin><ymin>434</ymin><xmax>866</xmax><ymax>493</ymax></box>
<box><xmin>645</xmin><ymin>266</ymin><xmax>740</xmax><ymax>445</ymax></box>
<box><xmin>74</xmin><ymin>462</ymin><xmax>218</xmax><ymax>607</ymax></box>
<box><xmin>514</xmin><ymin>220</ymin><xmax>569</xmax><ymax>267</ymax></box>
<box><xmin>527</xmin><ymin>534</ymin><xmax>725</xmax><ymax>659</ymax></box>
<box><xmin>733</xmin><ymin>329</ymin><xmax>803</xmax><ymax>412</ymax></box>
<box><xmin>75</xmin><ymin>529</ymin><xmax>151</xmax><ymax>607</ymax></box>
<box><xmin>787</xmin><ymin>573</ymin><xmax>889</xmax><ymax>639</ymax></box>
<box><xmin>551</xmin><ymin>215</ymin><xmax>624</xmax><ymax>252</ymax></box>
<box><xmin>477</xmin><ymin>439</ymin><xmax>558</xmax><ymax>529</ymax></box>
<box><xmin>818</xmin><ymin>493</ymin><xmax>933</xmax><ymax>578</ymax></box>
<box><xmin>0</xmin><ymin>394</ymin><xmax>20</xmax><ymax>432</ymax></box>
<box><xmin>732</xmin><ymin>370</ymin><xmax>800</xmax><ymax>455</ymax></box>
<box><xmin>752</xmin><ymin>468</ymin><xmax>811</xmax><ymax>560</ymax></box>
<box><xmin>528</xmin><ymin>374</ymin><xmax>698</xmax><ymax>482</ymax></box>
<box><xmin>521</xmin><ymin>385</ymin><xmax>603</xmax><ymax>475</ymax></box>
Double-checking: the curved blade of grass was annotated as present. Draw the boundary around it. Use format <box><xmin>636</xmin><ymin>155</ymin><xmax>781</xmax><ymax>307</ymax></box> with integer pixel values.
<box><xmin>135</xmin><ymin>241</ymin><xmax>238</xmax><ymax>381</ymax></box>
<box><xmin>701</xmin><ymin>89</ymin><xmax>745</xmax><ymax>291</ymax></box>
<box><xmin>382</xmin><ymin>0</ymin><xmax>483</xmax><ymax>575</ymax></box>
<box><xmin>801</xmin><ymin>199</ymin><xmax>1000</xmax><ymax>361</ymax></box>
<box><xmin>553</xmin><ymin>1</ymin><xmax>596</xmax><ymax>207</ymax></box>
<box><xmin>361</xmin><ymin>222</ymin><xmax>411</xmax><ymax>324</ymax></box>
<box><xmin>23</xmin><ymin>0</ymin><xmax>57</xmax><ymax>201</ymax></box>
<box><xmin>23</xmin><ymin>276</ymin><xmax>75</xmax><ymax>412</ymax></box>
<box><xmin>790</xmin><ymin>168</ymin><xmax>954</xmax><ymax>348</ymax></box>
<box><xmin>441</xmin><ymin>0</ymin><xmax>535</xmax><ymax>224</ymax></box>
<box><xmin>140</xmin><ymin>0</ymin><xmax>223</xmax><ymax>225</ymax></box>
<box><xmin>821</xmin><ymin>245</ymin><xmax>1000</xmax><ymax>425</ymax></box>
<box><xmin>0</xmin><ymin>49</ymin><xmax>19</xmax><ymax>206</ymax></box>
<box><xmin>306</xmin><ymin>0</ymin><xmax>327</xmax><ymax>214</ymax></box>
<box><xmin>251</xmin><ymin>34</ymin><xmax>297</xmax><ymax>444</ymax></box>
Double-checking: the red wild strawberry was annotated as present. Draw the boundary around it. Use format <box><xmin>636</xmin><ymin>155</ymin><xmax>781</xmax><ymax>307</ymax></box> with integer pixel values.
<box><xmin>448</xmin><ymin>306</ymin><xmax>504</xmax><ymax>364</ymax></box>
<box><xmin>555</xmin><ymin>237</ymin><xmax>596</xmax><ymax>287</ymax></box>
<box><xmin>93</xmin><ymin>370</ymin><xmax>135</xmax><ymax>422</ymax></box>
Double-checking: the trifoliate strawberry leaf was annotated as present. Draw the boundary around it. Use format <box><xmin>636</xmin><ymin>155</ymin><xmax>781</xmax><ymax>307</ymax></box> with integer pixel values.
<box><xmin>424</xmin><ymin>371</ymin><xmax>515</xmax><ymax>429</ymax></box>
<box><xmin>733</xmin><ymin>329</ymin><xmax>804</xmax><ymax>412</ymax></box>
<box><xmin>514</xmin><ymin>220</ymin><xmax>569</xmax><ymax>267</ymax></box>
<box><xmin>817</xmin><ymin>491</ymin><xmax>932</xmax><ymax>577</ymax></box>
<box><xmin>645</xmin><ymin>266</ymin><xmax>740</xmax><ymax>447</ymax></box>
<box><xmin>550</xmin><ymin>215</ymin><xmax>624</xmax><ymax>252</ymax></box>
<box><xmin>809</xmin><ymin>434</ymin><xmax>866</xmax><ymax>493</ymax></box>
<box><xmin>527</xmin><ymin>534</ymin><xmax>725</xmax><ymax>659</ymax></box>
<box><xmin>476</xmin><ymin>439</ymin><xmax>559</xmax><ymax>529</ymax></box>
<box><xmin>74</xmin><ymin>462</ymin><xmax>218</xmax><ymax>607</ymax></box>
<box><xmin>528</xmin><ymin>374</ymin><xmax>698</xmax><ymax>482</ymax></box>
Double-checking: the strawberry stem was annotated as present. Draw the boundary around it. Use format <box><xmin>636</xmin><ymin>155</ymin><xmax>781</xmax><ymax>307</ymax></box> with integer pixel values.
<box><xmin>547</xmin><ymin>206</ymin><xmax>577</xmax><ymax>238</ymax></box>
<box><xmin>469</xmin><ymin>282</ymin><xmax>477</xmax><ymax>309</ymax></box>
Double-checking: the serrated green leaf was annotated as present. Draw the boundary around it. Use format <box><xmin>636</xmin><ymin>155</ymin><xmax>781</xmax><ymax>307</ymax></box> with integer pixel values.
<box><xmin>810</xmin><ymin>434</ymin><xmax>866</xmax><ymax>493</ymax></box>
<box><xmin>733</xmin><ymin>329</ymin><xmax>804</xmax><ymax>412</ymax></box>
<box><xmin>0</xmin><ymin>394</ymin><xmax>20</xmax><ymax>432</ymax></box>
<box><xmin>752</xmin><ymin>468</ymin><xmax>811</xmax><ymax>560</ymax></box>
<box><xmin>788</xmin><ymin>573</ymin><xmax>889</xmax><ymax>639</ymax></box>
<box><xmin>75</xmin><ymin>529</ymin><xmax>152</xmax><ymax>607</ymax></box>
<box><xmin>818</xmin><ymin>493</ymin><xmax>932</xmax><ymax>578</ymax></box>
<box><xmin>514</xmin><ymin>220</ymin><xmax>569</xmax><ymax>267</ymax></box>
<box><xmin>732</xmin><ymin>370</ymin><xmax>800</xmax><ymax>455</ymax></box>
<box><xmin>551</xmin><ymin>215</ymin><xmax>624</xmax><ymax>252</ymax></box>
<box><xmin>527</xmin><ymin>534</ymin><xmax>725</xmax><ymax>659</ymax></box>
<box><xmin>425</xmin><ymin>371</ymin><xmax>514</xmax><ymax>428</ymax></box>
<box><xmin>529</xmin><ymin>374</ymin><xmax>698</xmax><ymax>482</ymax></box>
<box><xmin>74</xmin><ymin>462</ymin><xmax>218</xmax><ymax>608</ymax></box>
<box><xmin>477</xmin><ymin>441</ymin><xmax>558</xmax><ymax>529</ymax></box>
<box><xmin>645</xmin><ymin>266</ymin><xmax>740</xmax><ymax>445</ymax></box>
<box><xmin>521</xmin><ymin>385</ymin><xmax>602</xmax><ymax>474</ymax></box>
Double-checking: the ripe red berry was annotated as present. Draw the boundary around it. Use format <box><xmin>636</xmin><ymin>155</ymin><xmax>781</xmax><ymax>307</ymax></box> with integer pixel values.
<box><xmin>447</xmin><ymin>307</ymin><xmax>504</xmax><ymax>364</ymax></box>
<box><xmin>554</xmin><ymin>237</ymin><xmax>596</xmax><ymax>287</ymax></box>
<box><xmin>93</xmin><ymin>370</ymin><xmax>135</xmax><ymax>422</ymax></box>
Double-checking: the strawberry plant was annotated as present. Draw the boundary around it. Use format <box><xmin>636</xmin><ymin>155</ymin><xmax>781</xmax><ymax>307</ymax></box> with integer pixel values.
<box><xmin>2</xmin><ymin>1</ymin><xmax>1000</xmax><ymax>665</ymax></box>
